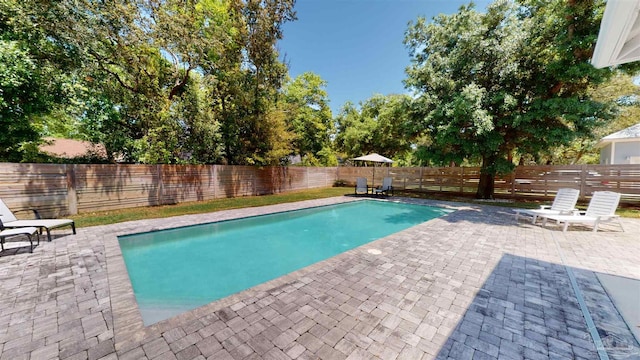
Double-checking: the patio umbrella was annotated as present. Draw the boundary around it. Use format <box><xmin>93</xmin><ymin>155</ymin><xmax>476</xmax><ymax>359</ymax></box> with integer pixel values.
<box><xmin>351</xmin><ymin>153</ymin><xmax>394</xmax><ymax>164</ymax></box>
<box><xmin>351</xmin><ymin>153</ymin><xmax>394</xmax><ymax>187</ymax></box>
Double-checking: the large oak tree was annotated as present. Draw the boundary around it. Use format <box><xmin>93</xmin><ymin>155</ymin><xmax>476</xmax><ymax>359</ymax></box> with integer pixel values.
<box><xmin>404</xmin><ymin>0</ymin><xmax>613</xmax><ymax>198</ymax></box>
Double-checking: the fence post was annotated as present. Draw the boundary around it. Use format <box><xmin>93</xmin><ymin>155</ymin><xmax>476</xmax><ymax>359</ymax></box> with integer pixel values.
<box><xmin>544</xmin><ymin>166</ymin><xmax>548</xmax><ymax>197</ymax></box>
<box><xmin>212</xmin><ymin>165</ymin><xmax>216</xmax><ymax>199</ymax></box>
<box><xmin>253</xmin><ymin>172</ymin><xmax>257</xmax><ymax>195</ymax></box>
<box><xmin>419</xmin><ymin>167</ymin><xmax>423</xmax><ymax>191</ymax></box>
<box><xmin>326</xmin><ymin>168</ymin><xmax>330</xmax><ymax>187</ymax></box>
<box><xmin>510</xmin><ymin>167</ymin><xmax>516</xmax><ymax>197</ymax></box>
<box><xmin>66</xmin><ymin>164</ymin><xmax>78</xmax><ymax>215</ymax></box>
<box><xmin>579</xmin><ymin>164</ymin><xmax>587</xmax><ymax>198</ymax></box>
<box><xmin>157</xmin><ymin>164</ymin><xmax>164</xmax><ymax>205</ymax></box>
<box><xmin>460</xmin><ymin>167</ymin><xmax>464</xmax><ymax>193</ymax></box>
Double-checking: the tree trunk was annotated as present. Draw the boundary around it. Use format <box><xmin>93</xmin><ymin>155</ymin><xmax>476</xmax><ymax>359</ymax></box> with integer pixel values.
<box><xmin>476</xmin><ymin>172</ymin><xmax>495</xmax><ymax>199</ymax></box>
<box><xmin>476</xmin><ymin>155</ymin><xmax>496</xmax><ymax>199</ymax></box>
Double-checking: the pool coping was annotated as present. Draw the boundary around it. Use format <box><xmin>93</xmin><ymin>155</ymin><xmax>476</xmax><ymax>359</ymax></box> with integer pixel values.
<box><xmin>106</xmin><ymin>196</ymin><xmax>460</xmax><ymax>353</ymax></box>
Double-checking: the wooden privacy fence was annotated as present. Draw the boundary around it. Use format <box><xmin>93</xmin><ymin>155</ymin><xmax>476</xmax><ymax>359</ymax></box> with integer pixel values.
<box><xmin>0</xmin><ymin>163</ymin><xmax>337</xmax><ymax>217</ymax></box>
<box><xmin>338</xmin><ymin>164</ymin><xmax>640</xmax><ymax>204</ymax></box>
<box><xmin>1</xmin><ymin>163</ymin><xmax>639</xmax><ymax>217</ymax></box>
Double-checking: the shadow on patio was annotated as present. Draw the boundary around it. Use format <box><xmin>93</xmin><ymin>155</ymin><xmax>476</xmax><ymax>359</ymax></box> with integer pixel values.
<box><xmin>433</xmin><ymin>253</ymin><xmax>639</xmax><ymax>359</ymax></box>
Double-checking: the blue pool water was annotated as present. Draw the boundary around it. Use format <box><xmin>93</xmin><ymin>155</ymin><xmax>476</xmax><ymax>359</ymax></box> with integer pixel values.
<box><xmin>119</xmin><ymin>200</ymin><xmax>451</xmax><ymax>325</ymax></box>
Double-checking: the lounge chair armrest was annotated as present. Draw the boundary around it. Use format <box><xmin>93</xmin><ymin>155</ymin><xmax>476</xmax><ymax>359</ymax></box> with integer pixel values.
<box><xmin>31</xmin><ymin>209</ymin><xmax>43</xmax><ymax>219</ymax></box>
<box><xmin>13</xmin><ymin>208</ymin><xmax>43</xmax><ymax>219</ymax></box>
<box><xmin>539</xmin><ymin>205</ymin><xmax>551</xmax><ymax>210</ymax></box>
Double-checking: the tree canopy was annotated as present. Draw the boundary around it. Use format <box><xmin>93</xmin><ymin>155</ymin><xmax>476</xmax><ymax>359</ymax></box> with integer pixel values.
<box><xmin>539</xmin><ymin>73</ymin><xmax>640</xmax><ymax>165</ymax></box>
<box><xmin>2</xmin><ymin>0</ymin><xmax>635</xmax><ymax>177</ymax></box>
<box><xmin>281</xmin><ymin>72</ymin><xmax>336</xmax><ymax>165</ymax></box>
<box><xmin>335</xmin><ymin>94</ymin><xmax>413</xmax><ymax>161</ymax></box>
<box><xmin>404</xmin><ymin>0</ymin><xmax>613</xmax><ymax>198</ymax></box>
<box><xmin>1</xmin><ymin>0</ymin><xmax>314</xmax><ymax>165</ymax></box>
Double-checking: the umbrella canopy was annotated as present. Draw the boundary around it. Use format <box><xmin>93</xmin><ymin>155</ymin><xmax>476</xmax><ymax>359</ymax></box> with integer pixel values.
<box><xmin>351</xmin><ymin>153</ymin><xmax>393</xmax><ymax>164</ymax></box>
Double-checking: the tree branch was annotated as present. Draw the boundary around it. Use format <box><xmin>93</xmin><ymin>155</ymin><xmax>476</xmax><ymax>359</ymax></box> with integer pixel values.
<box><xmin>168</xmin><ymin>64</ymin><xmax>194</xmax><ymax>100</ymax></box>
<box><xmin>87</xmin><ymin>48</ymin><xmax>137</xmax><ymax>93</ymax></box>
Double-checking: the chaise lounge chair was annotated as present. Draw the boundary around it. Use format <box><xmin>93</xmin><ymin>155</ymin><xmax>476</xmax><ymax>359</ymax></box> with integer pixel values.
<box><xmin>355</xmin><ymin>177</ymin><xmax>369</xmax><ymax>195</ymax></box>
<box><xmin>373</xmin><ymin>177</ymin><xmax>394</xmax><ymax>196</ymax></box>
<box><xmin>0</xmin><ymin>221</ymin><xmax>40</xmax><ymax>253</ymax></box>
<box><xmin>541</xmin><ymin>191</ymin><xmax>623</xmax><ymax>232</ymax></box>
<box><xmin>514</xmin><ymin>188</ymin><xmax>580</xmax><ymax>224</ymax></box>
<box><xmin>0</xmin><ymin>199</ymin><xmax>76</xmax><ymax>242</ymax></box>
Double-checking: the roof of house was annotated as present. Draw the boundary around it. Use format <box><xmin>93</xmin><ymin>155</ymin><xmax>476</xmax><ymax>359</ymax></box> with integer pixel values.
<box><xmin>596</xmin><ymin>123</ymin><xmax>640</xmax><ymax>148</ymax></box>
<box><xmin>39</xmin><ymin>137</ymin><xmax>107</xmax><ymax>159</ymax></box>
<box><xmin>602</xmin><ymin>123</ymin><xmax>640</xmax><ymax>140</ymax></box>
<box><xmin>592</xmin><ymin>0</ymin><xmax>640</xmax><ymax>68</ymax></box>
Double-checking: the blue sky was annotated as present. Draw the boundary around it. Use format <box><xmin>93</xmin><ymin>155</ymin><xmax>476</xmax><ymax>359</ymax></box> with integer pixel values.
<box><xmin>279</xmin><ymin>0</ymin><xmax>492</xmax><ymax>114</ymax></box>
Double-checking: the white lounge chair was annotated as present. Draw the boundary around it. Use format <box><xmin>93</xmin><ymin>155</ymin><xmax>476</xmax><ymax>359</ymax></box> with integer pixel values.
<box><xmin>0</xmin><ymin>224</ymin><xmax>40</xmax><ymax>253</ymax></box>
<box><xmin>541</xmin><ymin>191</ymin><xmax>623</xmax><ymax>232</ymax></box>
<box><xmin>0</xmin><ymin>199</ymin><xmax>75</xmax><ymax>242</ymax></box>
<box><xmin>373</xmin><ymin>177</ymin><xmax>393</xmax><ymax>196</ymax></box>
<box><xmin>514</xmin><ymin>188</ymin><xmax>580</xmax><ymax>223</ymax></box>
<box><xmin>355</xmin><ymin>177</ymin><xmax>369</xmax><ymax>195</ymax></box>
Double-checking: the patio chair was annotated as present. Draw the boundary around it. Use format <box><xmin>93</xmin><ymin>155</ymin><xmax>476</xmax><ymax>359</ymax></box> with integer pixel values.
<box><xmin>514</xmin><ymin>188</ymin><xmax>580</xmax><ymax>224</ymax></box>
<box><xmin>541</xmin><ymin>191</ymin><xmax>623</xmax><ymax>232</ymax></box>
<box><xmin>355</xmin><ymin>177</ymin><xmax>369</xmax><ymax>195</ymax></box>
<box><xmin>0</xmin><ymin>219</ymin><xmax>40</xmax><ymax>253</ymax></box>
<box><xmin>0</xmin><ymin>199</ymin><xmax>75</xmax><ymax>242</ymax></box>
<box><xmin>373</xmin><ymin>177</ymin><xmax>394</xmax><ymax>196</ymax></box>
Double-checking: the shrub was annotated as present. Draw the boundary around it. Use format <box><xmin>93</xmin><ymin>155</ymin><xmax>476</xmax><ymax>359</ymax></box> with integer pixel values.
<box><xmin>333</xmin><ymin>179</ymin><xmax>347</xmax><ymax>187</ymax></box>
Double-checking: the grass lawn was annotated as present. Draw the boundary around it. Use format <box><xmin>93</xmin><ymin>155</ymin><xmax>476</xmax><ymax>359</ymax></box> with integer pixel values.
<box><xmin>70</xmin><ymin>186</ymin><xmax>640</xmax><ymax>228</ymax></box>
<box><xmin>70</xmin><ymin>187</ymin><xmax>350</xmax><ymax>228</ymax></box>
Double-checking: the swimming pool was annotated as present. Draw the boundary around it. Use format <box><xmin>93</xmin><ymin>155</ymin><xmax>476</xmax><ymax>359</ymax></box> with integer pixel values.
<box><xmin>118</xmin><ymin>200</ymin><xmax>451</xmax><ymax>325</ymax></box>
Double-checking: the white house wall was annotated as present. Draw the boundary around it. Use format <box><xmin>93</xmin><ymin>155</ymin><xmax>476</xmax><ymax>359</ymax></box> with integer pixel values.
<box><xmin>601</xmin><ymin>141</ymin><xmax>640</xmax><ymax>164</ymax></box>
<box><xmin>600</xmin><ymin>144</ymin><xmax>612</xmax><ymax>164</ymax></box>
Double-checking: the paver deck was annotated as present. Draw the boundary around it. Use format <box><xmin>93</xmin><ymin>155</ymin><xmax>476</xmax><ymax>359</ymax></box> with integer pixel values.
<box><xmin>0</xmin><ymin>196</ymin><xmax>638</xmax><ymax>360</ymax></box>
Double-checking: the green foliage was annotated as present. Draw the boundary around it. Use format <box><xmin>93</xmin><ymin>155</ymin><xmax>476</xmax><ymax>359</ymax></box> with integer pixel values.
<box><xmin>281</xmin><ymin>72</ymin><xmax>335</xmax><ymax>165</ymax></box>
<box><xmin>404</xmin><ymin>0</ymin><xmax>613</xmax><ymax>198</ymax></box>
<box><xmin>542</xmin><ymin>73</ymin><xmax>640</xmax><ymax>165</ymax></box>
<box><xmin>1</xmin><ymin>0</ymin><xmax>297</xmax><ymax>164</ymax></box>
<box><xmin>0</xmin><ymin>40</ymin><xmax>41</xmax><ymax>161</ymax></box>
<box><xmin>335</xmin><ymin>94</ymin><xmax>413</xmax><ymax>160</ymax></box>
<box><xmin>262</xmin><ymin>107</ymin><xmax>296</xmax><ymax>165</ymax></box>
<box><xmin>0</xmin><ymin>0</ymin><xmax>74</xmax><ymax>161</ymax></box>
<box><xmin>333</xmin><ymin>179</ymin><xmax>347</xmax><ymax>187</ymax></box>
<box><xmin>171</xmin><ymin>75</ymin><xmax>224</xmax><ymax>164</ymax></box>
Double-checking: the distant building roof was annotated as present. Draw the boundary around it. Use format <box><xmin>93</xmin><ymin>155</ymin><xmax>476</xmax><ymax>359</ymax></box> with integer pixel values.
<box><xmin>596</xmin><ymin>123</ymin><xmax>640</xmax><ymax>147</ymax></box>
<box><xmin>602</xmin><ymin>123</ymin><xmax>640</xmax><ymax>140</ymax></box>
<box><xmin>39</xmin><ymin>137</ymin><xmax>107</xmax><ymax>159</ymax></box>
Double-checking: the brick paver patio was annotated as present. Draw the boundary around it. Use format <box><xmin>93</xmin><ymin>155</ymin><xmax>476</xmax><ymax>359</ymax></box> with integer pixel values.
<box><xmin>0</xmin><ymin>196</ymin><xmax>638</xmax><ymax>359</ymax></box>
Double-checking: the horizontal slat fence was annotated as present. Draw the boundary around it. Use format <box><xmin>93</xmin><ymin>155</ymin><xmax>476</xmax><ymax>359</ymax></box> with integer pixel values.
<box><xmin>338</xmin><ymin>164</ymin><xmax>640</xmax><ymax>204</ymax></box>
<box><xmin>1</xmin><ymin>163</ymin><xmax>638</xmax><ymax>217</ymax></box>
<box><xmin>0</xmin><ymin>164</ymin><xmax>338</xmax><ymax>217</ymax></box>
